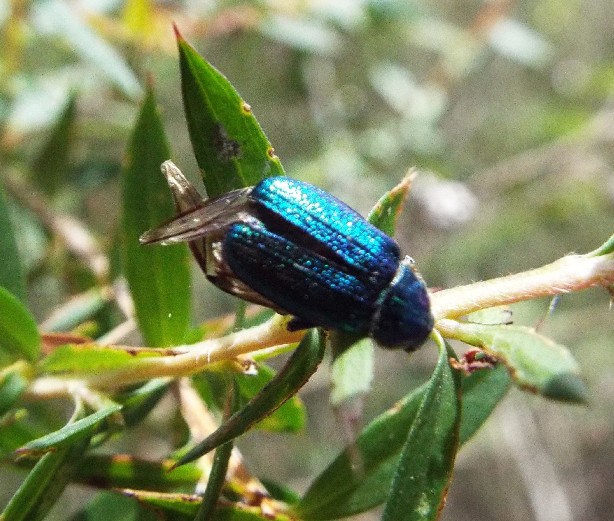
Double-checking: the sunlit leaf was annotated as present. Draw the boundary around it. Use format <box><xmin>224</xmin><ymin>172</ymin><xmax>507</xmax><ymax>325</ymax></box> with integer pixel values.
<box><xmin>177</xmin><ymin>30</ymin><xmax>284</xmax><ymax>197</ymax></box>
<box><xmin>121</xmin><ymin>87</ymin><xmax>191</xmax><ymax>347</ymax></box>
<box><xmin>367</xmin><ymin>172</ymin><xmax>414</xmax><ymax>236</ymax></box>
<box><xmin>329</xmin><ymin>337</ymin><xmax>373</xmax><ymax>407</ymax></box>
<box><xmin>121</xmin><ymin>0</ymin><xmax>153</xmax><ymax>39</ymax></box>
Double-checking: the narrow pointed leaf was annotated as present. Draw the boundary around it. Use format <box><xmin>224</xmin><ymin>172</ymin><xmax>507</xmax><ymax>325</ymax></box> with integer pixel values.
<box><xmin>0</xmin><ymin>287</ymin><xmax>40</xmax><ymax>363</ymax></box>
<box><xmin>234</xmin><ymin>363</ymin><xmax>305</xmax><ymax>432</ymax></box>
<box><xmin>0</xmin><ymin>183</ymin><xmax>25</xmax><ymax>301</ymax></box>
<box><xmin>16</xmin><ymin>403</ymin><xmax>122</xmax><ymax>457</ymax></box>
<box><xmin>177</xmin><ymin>31</ymin><xmax>285</xmax><ymax>197</ymax></box>
<box><xmin>30</xmin><ymin>93</ymin><xmax>77</xmax><ymax>196</ymax></box>
<box><xmin>2</xmin><ymin>437</ymin><xmax>90</xmax><ymax>521</ymax></box>
<box><xmin>295</xmin><ymin>364</ymin><xmax>508</xmax><ymax>519</ymax></box>
<box><xmin>121</xmin><ymin>87</ymin><xmax>191</xmax><ymax>347</ymax></box>
<box><xmin>175</xmin><ymin>330</ymin><xmax>325</xmax><ymax>467</ymax></box>
<box><xmin>382</xmin><ymin>341</ymin><xmax>461</xmax><ymax>521</ymax></box>
<box><xmin>367</xmin><ymin>173</ymin><xmax>414</xmax><ymax>236</ymax></box>
<box><xmin>444</xmin><ymin>321</ymin><xmax>587</xmax><ymax>403</ymax></box>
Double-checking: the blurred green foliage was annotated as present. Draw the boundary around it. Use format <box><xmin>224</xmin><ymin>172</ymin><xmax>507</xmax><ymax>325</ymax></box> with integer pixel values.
<box><xmin>1</xmin><ymin>1</ymin><xmax>614</xmax><ymax>520</ymax></box>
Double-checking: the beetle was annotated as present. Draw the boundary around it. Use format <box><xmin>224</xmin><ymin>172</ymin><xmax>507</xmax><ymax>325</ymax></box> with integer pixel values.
<box><xmin>140</xmin><ymin>161</ymin><xmax>433</xmax><ymax>351</ymax></box>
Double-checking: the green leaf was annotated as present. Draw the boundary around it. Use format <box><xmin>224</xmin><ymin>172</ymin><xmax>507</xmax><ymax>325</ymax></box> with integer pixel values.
<box><xmin>175</xmin><ymin>330</ymin><xmax>325</xmax><ymax>467</ymax></box>
<box><xmin>71</xmin><ymin>454</ymin><xmax>201</xmax><ymax>491</ymax></box>
<box><xmin>121</xmin><ymin>87</ymin><xmax>191</xmax><ymax>347</ymax></box>
<box><xmin>16</xmin><ymin>403</ymin><xmax>122</xmax><ymax>457</ymax></box>
<box><xmin>176</xmin><ymin>30</ymin><xmax>285</xmax><ymax>197</ymax></box>
<box><xmin>30</xmin><ymin>92</ymin><xmax>77</xmax><ymax>196</ymax></box>
<box><xmin>367</xmin><ymin>173</ymin><xmax>414</xmax><ymax>236</ymax></box>
<box><xmin>40</xmin><ymin>343</ymin><xmax>163</xmax><ymax>374</ymax></box>
<box><xmin>0</xmin><ymin>183</ymin><xmax>25</xmax><ymax>302</ymax></box>
<box><xmin>295</xmin><ymin>385</ymin><xmax>424</xmax><ymax>519</ymax></box>
<box><xmin>382</xmin><ymin>341</ymin><xmax>461</xmax><ymax>521</ymax></box>
<box><xmin>295</xmin><ymin>364</ymin><xmax>508</xmax><ymax>519</ymax></box>
<box><xmin>329</xmin><ymin>337</ymin><xmax>373</xmax><ymax>407</ymax></box>
<box><xmin>0</xmin><ymin>367</ymin><xmax>29</xmax><ymax>416</ymax></box>
<box><xmin>2</xmin><ymin>437</ymin><xmax>90</xmax><ymax>521</ymax></box>
<box><xmin>459</xmin><ymin>364</ymin><xmax>511</xmax><ymax>444</ymax></box>
<box><xmin>444</xmin><ymin>321</ymin><xmax>587</xmax><ymax>403</ymax></box>
<box><xmin>234</xmin><ymin>363</ymin><xmax>305</xmax><ymax>433</ymax></box>
<box><xmin>0</xmin><ymin>287</ymin><xmax>40</xmax><ymax>363</ymax></box>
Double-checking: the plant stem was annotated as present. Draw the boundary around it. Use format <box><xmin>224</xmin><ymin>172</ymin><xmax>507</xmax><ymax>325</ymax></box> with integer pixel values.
<box><xmin>82</xmin><ymin>314</ymin><xmax>303</xmax><ymax>389</ymax></box>
<box><xmin>28</xmin><ymin>252</ymin><xmax>613</xmax><ymax>393</ymax></box>
<box><xmin>430</xmin><ymin>253</ymin><xmax>614</xmax><ymax>320</ymax></box>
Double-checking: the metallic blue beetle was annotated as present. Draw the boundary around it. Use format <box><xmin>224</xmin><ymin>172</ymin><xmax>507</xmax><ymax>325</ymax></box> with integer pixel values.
<box><xmin>140</xmin><ymin>161</ymin><xmax>433</xmax><ymax>351</ymax></box>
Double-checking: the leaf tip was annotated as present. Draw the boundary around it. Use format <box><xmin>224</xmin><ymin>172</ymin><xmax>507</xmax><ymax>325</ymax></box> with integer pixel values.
<box><xmin>172</xmin><ymin>22</ymin><xmax>184</xmax><ymax>42</ymax></box>
<box><xmin>543</xmin><ymin>373</ymin><xmax>588</xmax><ymax>404</ymax></box>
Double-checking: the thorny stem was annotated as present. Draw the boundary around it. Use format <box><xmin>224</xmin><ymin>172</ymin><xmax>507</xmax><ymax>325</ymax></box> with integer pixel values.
<box><xmin>26</xmin><ymin>250</ymin><xmax>614</xmax><ymax>394</ymax></box>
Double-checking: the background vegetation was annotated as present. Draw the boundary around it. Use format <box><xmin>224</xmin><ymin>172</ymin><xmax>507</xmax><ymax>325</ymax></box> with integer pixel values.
<box><xmin>1</xmin><ymin>1</ymin><xmax>613</xmax><ymax>520</ymax></box>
